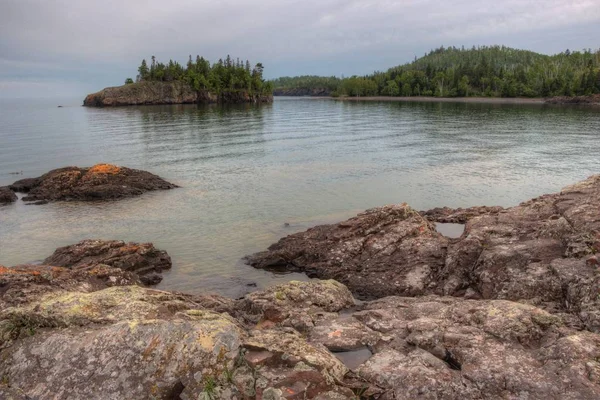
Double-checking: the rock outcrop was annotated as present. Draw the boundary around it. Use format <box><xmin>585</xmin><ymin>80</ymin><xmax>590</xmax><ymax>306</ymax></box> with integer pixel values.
<box><xmin>83</xmin><ymin>81</ymin><xmax>273</xmax><ymax>107</ymax></box>
<box><xmin>246</xmin><ymin>175</ymin><xmax>600</xmax><ymax>326</ymax></box>
<box><xmin>3</xmin><ymin>175</ymin><xmax>600</xmax><ymax>399</ymax></box>
<box><xmin>10</xmin><ymin>164</ymin><xmax>177</xmax><ymax>203</ymax></box>
<box><xmin>0</xmin><ymin>186</ymin><xmax>17</xmax><ymax>204</ymax></box>
<box><xmin>2</xmin><ymin>270</ymin><xmax>600</xmax><ymax>399</ymax></box>
<box><xmin>43</xmin><ymin>239</ymin><xmax>172</xmax><ymax>285</ymax></box>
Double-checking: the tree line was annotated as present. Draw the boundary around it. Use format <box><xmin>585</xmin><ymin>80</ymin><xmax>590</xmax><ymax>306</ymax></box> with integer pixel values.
<box><xmin>272</xmin><ymin>46</ymin><xmax>600</xmax><ymax>98</ymax></box>
<box><xmin>127</xmin><ymin>55</ymin><xmax>273</xmax><ymax>95</ymax></box>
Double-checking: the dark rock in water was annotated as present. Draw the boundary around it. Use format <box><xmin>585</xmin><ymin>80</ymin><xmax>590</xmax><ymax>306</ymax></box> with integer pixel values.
<box><xmin>245</xmin><ymin>204</ymin><xmax>448</xmax><ymax>300</ymax></box>
<box><xmin>10</xmin><ymin>163</ymin><xmax>177</xmax><ymax>203</ymax></box>
<box><xmin>43</xmin><ymin>239</ymin><xmax>172</xmax><ymax>284</ymax></box>
<box><xmin>8</xmin><ymin>178</ymin><xmax>38</xmax><ymax>193</ymax></box>
<box><xmin>0</xmin><ymin>186</ymin><xmax>17</xmax><ymax>204</ymax></box>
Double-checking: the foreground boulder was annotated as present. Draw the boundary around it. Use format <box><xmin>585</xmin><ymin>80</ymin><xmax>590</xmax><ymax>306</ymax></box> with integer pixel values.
<box><xmin>2</xmin><ymin>277</ymin><xmax>600</xmax><ymax>399</ymax></box>
<box><xmin>0</xmin><ymin>281</ymin><xmax>354</xmax><ymax>399</ymax></box>
<box><xmin>9</xmin><ymin>163</ymin><xmax>177</xmax><ymax>202</ymax></box>
<box><xmin>43</xmin><ymin>239</ymin><xmax>172</xmax><ymax>285</ymax></box>
<box><xmin>0</xmin><ymin>186</ymin><xmax>17</xmax><ymax>204</ymax></box>
<box><xmin>246</xmin><ymin>175</ymin><xmax>600</xmax><ymax>330</ymax></box>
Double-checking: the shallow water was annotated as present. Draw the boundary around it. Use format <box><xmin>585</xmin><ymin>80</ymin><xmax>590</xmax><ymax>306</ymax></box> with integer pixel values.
<box><xmin>435</xmin><ymin>223</ymin><xmax>465</xmax><ymax>238</ymax></box>
<box><xmin>0</xmin><ymin>97</ymin><xmax>599</xmax><ymax>296</ymax></box>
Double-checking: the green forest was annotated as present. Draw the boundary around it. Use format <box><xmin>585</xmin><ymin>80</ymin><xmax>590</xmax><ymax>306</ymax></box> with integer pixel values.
<box><xmin>129</xmin><ymin>55</ymin><xmax>273</xmax><ymax>95</ymax></box>
<box><xmin>272</xmin><ymin>46</ymin><xmax>600</xmax><ymax>98</ymax></box>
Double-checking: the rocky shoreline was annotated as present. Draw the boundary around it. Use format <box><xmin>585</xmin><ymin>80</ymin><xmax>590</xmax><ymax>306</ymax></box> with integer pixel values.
<box><xmin>83</xmin><ymin>81</ymin><xmax>273</xmax><ymax>107</ymax></box>
<box><xmin>1</xmin><ymin>175</ymin><xmax>600</xmax><ymax>399</ymax></box>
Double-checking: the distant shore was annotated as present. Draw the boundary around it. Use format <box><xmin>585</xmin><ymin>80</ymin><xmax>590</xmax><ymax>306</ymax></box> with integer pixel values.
<box><xmin>276</xmin><ymin>95</ymin><xmax>600</xmax><ymax>106</ymax></box>
<box><xmin>331</xmin><ymin>96</ymin><xmax>545</xmax><ymax>104</ymax></box>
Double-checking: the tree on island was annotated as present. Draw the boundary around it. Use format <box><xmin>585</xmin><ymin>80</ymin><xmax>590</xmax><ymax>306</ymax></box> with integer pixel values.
<box><xmin>131</xmin><ymin>55</ymin><xmax>272</xmax><ymax>95</ymax></box>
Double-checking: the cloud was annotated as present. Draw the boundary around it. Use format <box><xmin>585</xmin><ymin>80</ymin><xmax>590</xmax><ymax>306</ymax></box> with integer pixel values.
<box><xmin>1</xmin><ymin>0</ymin><xmax>599</xmax><ymax>97</ymax></box>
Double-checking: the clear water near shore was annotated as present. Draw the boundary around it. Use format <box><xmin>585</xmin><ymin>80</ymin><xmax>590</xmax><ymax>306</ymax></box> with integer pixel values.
<box><xmin>0</xmin><ymin>97</ymin><xmax>599</xmax><ymax>297</ymax></box>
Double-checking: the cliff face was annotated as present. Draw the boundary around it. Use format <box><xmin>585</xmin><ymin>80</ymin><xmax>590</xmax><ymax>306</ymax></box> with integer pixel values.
<box><xmin>83</xmin><ymin>81</ymin><xmax>272</xmax><ymax>107</ymax></box>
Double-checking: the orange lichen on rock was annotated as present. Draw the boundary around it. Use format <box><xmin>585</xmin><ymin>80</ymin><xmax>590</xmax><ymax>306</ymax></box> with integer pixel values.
<box><xmin>119</xmin><ymin>244</ymin><xmax>141</xmax><ymax>253</ymax></box>
<box><xmin>88</xmin><ymin>164</ymin><xmax>122</xmax><ymax>175</ymax></box>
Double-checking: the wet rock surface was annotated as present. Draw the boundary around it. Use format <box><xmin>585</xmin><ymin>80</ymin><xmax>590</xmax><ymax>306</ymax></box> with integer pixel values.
<box><xmin>43</xmin><ymin>239</ymin><xmax>172</xmax><ymax>284</ymax></box>
<box><xmin>9</xmin><ymin>163</ymin><xmax>177</xmax><ymax>202</ymax></box>
<box><xmin>0</xmin><ymin>186</ymin><xmax>17</xmax><ymax>204</ymax></box>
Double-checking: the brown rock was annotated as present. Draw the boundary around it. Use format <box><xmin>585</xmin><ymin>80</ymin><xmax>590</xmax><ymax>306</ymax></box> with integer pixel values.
<box><xmin>0</xmin><ymin>263</ymin><xmax>140</xmax><ymax>309</ymax></box>
<box><xmin>420</xmin><ymin>205</ymin><xmax>504</xmax><ymax>223</ymax></box>
<box><xmin>0</xmin><ymin>186</ymin><xmax>17</xmax><ymax>204</ymax></box>
<box><xmin>246</xmin><ymin>175</ymin><xmax>600</xmax><ymax>330</ymax></box>
<box><xmin>10</xmin><ymin>164</ymin><xmax>177</xmax><ymax>202</ymax></box>
<box><xmin>43</xmin><ymin>239</ymin><xmax>172</xmax><ymax>284</ymax></box>
<box><xmin>245</xmin><ymin>204</ymin><xmax>447</xmax><ymax>300</ymax></box>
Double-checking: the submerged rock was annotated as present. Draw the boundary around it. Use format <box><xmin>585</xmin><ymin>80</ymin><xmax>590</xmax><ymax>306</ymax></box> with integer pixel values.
<box><xmin>9</xmin><ymin>163</ymin><xmax>177</xmax><ymax>202</ymax></box>
<box><xmin>0</xmin><ymin>186</ymin><xmax>17</xmax><ymax>204</ymax></box>
<box><xmin>43</xmin><ymin>239</ymin><xmax>172</xmax><ymax>284</ymax></box>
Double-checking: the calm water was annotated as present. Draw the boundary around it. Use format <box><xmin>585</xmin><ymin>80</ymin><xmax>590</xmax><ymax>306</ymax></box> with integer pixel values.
<box><xmin>1</xmin><ymin>97</ymin><xmax>599</xmax><ymax>297</ymax></box>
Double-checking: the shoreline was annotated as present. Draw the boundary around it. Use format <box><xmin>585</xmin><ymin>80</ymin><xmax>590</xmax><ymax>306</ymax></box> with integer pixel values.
<box><xmin>334</xmin><ymin>96</ymin><xmax>545</xmax><ymax>104</ymax></box>
<box><xmin>298</xmin><ymin>96</ymin><xmax>546</xmax><ymax>104</ymax></box>
<box><xmin>277</xmin><ymin>95</ymin><xmax>600</xmax><ymax>106</ymax></box>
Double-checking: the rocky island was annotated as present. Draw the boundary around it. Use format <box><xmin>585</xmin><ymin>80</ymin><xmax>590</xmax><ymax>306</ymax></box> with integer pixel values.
<box><xmin>6</xmin><ymin>163</ymin><xmax>177</xmax><ymax>203</ymax></box>
<box><xmin>1</xmin><ymin>174</ymin><xmax>600</xmax><ymax>399</ymax></box>
<box><xmin>84</xmin><ymin>55</ymin><xmax>273</xmax><ymax>107</ymax></box>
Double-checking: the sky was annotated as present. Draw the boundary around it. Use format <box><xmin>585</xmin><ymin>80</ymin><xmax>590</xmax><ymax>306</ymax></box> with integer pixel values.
<box><xmin>1</xmin><ymin>0</ymin><xmax>600</xmax><ymax>98</ymax></box>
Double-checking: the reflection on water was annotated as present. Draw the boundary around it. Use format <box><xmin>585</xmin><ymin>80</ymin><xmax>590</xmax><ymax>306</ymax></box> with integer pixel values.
<box><xmin>0</xmin><ymin>98</ymin><xmax>599</xmax><ymax>296</ymax></box>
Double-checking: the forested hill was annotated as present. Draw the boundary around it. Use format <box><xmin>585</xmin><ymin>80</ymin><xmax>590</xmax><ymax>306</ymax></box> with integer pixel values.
<box><xmin>272</xmin><ymin>46</ymin><xmax>600</xmax><ymax>98</ymax></box>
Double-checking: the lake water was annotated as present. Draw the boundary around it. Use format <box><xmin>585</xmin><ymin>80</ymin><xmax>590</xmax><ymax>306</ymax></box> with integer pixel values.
<box><xmin>1</xmin><ymin>97</ymin><xmax>599</xmax><ymax>297</ymax></box>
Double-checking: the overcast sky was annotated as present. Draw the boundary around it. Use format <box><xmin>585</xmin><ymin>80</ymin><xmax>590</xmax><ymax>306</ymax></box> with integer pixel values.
<box><xmin>1</xmin><ymin>0</ymin><xmax>599</xmax><ymax>98</ymax></box>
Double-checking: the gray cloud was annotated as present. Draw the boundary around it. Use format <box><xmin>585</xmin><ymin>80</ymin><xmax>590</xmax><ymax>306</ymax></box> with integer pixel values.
<box><xmin>1</xmin><ymin>0</ymin><xmax>599</xmax><ymax>97</ymax></box>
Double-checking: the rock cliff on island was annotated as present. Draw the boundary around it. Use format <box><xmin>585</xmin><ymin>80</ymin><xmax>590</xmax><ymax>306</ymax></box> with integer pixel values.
<box><xmin>83</xmin><ymin>81</ymin><xmax>273</xmax><ymax>107</ymax></box>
